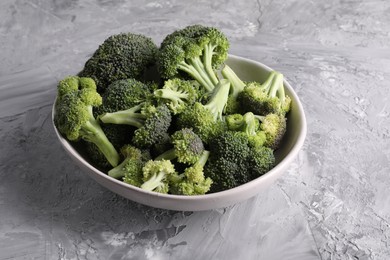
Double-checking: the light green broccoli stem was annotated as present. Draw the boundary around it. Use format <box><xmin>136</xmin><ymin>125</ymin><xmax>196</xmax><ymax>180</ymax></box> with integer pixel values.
<box><xmin>155</xmin><ymin>149</ymin><xmax>177</xmax><ymax>161</ymax></box>
<box><xmin>178</xmin><ymin>57</ymin><xmax>215</xmax><ymax>92</ymax></box>
<box><xmin>108</xmin><ymin>159</ymin><xmax>128</xmax><ymax>179</ymax></box>
<box><xmin>99</xmin><ymin>104</ymin><xmax>145</xmax><ymax>128</ymax></box>
<box><xmin>203</xmin><ymin>43</ymin><xmax>219</xmax><ymax>86</ymax></box>
<box><xmin>221</xmin><ymin>64</ymin><xmax>245</xmax><ymax>98</ymax></box>
<box><xmin>204</xmin><ymin>79</ymin><xmax>231</xmax><ymax>121</ymax></box>
<box><xmin>154</xmin><ymin>88</ymin><xmax>188</xmax><ymax>103</ymax></box>
<box><xmin>140</xmin><ymin>171</ymin><xmax>167</xmax><ymax>191</ymax></box>
<box><xmin>243</xmin><ymin>112</ymin><xmax>257</xmax><ymax>136</ymax></box>
<box><xmin>269</xmin><ymin>72</ymin><xmax>284</xmax><ymax>101</ymax></box>
<box><xmin>197</xmin><ymin>150</ymin><xmax>210</xmax><ymax>168</ymax></box>
<box><xmin>261</xmin><ymin>71</ymin><xmax>277</xmax><ymax>92</ymax></box>
<box><xmin>81</xmin><ymin>106</ymin><xmax>120</xmax><ymax>167</ymax></box>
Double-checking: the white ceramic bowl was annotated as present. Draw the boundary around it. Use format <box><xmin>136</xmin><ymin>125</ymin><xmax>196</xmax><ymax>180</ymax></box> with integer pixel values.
<box><xmin>52</xmin><ymin>55</ymin><xmax>307</xmax><ymax>211</ymax></box>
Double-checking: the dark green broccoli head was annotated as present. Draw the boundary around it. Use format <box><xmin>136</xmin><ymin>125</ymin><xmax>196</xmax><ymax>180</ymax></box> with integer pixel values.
<box><xmin>259</xmin><ymin>113</ymin><xmax>287</xmax><ymax>150</ymax></box>
<box><xmin>79</xmin><ymin>33</ymin><xmax>158</xmax><ymax>93</ymax></box>
<box><xmin>98</xmin><ymin>78</ymin><xmax>153</xmax><ymax>114</ymax></box>
<box><xmin>209</xmin><ymin>131</ymin><xmax>250</xmax><ymax>164</ymax></box>
<box><xmin>171</xmin><ymin>128</ymin><xmax>204</xmax><ymax>164</ymax></box>
<box><xmin>132</xmin><ymin>104</ymin><xmax>172</xmax><ymax>148</ymax></box>
<box><xmin>248</xmin><ymin>146</ymin><xmax>276</xmax><ymax>179</ymax></box>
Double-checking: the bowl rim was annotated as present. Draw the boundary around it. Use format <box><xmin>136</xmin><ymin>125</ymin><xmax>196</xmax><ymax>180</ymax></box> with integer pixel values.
<box><xmin>52</xmin><ymin>54</ymin><xmax>307</xmax><ymax>209</ymax></box>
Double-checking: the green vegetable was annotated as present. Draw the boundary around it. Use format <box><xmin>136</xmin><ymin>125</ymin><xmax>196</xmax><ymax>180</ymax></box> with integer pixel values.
<box><xmin>140</xmin><ymin>159</ymin><xmax>176</xmax><ymax>193</ymax></box>
<box><xmin>158</xmin><ymin>24</ymin><xmax>229</xmax><ymax>92</ymax></box>
<box><xmin>79</xmin><ymin>33</ymin><xmax>158</xmax><ymax>92</ymax></box>
<box><xmin>54</xmin><ymin>76</ymin><xmax>120</xmax><ymax>167</ymax></box>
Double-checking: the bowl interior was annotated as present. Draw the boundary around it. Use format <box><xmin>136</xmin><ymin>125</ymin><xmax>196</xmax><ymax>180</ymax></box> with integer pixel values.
<box><xmin>52</xmin><ymin>55</ymin><xmax>307</xmax><ymax>211</ymax></box>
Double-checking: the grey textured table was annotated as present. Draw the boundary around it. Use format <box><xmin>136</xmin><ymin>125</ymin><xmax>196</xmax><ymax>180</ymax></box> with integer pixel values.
<box><xmin>1</xmin><ymin>1</ymin><xmax>389</xmax><ymax>259</ymax></box>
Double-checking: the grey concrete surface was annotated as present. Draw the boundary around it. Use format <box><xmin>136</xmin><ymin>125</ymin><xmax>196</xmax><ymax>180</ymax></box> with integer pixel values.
<box><xmin>1</xmin><ymin>0</ymin><xmax>389</xmax><ymax>259</ymax></box>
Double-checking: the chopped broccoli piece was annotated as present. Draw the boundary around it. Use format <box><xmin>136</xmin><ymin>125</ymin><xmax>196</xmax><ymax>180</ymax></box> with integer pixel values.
<box><xmin>221</xmin><ymin>64</ymin><xmax>246</xmax><ymax>114</ymax></box>
<box><xmin>169</xmin><ymin>150</ymin><xmax>213</xmax><ymax>195</ymax></box>
<box><xmin>79</xmin><ymin>33</ymin><xmax>158</xmax><ymax>92</ymax></box>
<box><xmin>248</xmin><ymin>146</ymin><xmax>275</xmax><ymax>179</ymax></box>
<box><xmin>154</xmin><ymin>78</ymin><xmax>199</xmax><ymax>114</ymax></box>
<box><xmin>255</xmin><ymin>113</ymin><xmax>287</xmax><ymax>150</ymax></box>
<box><xmin>54</xmin><ymin>76</ymin><xmax>120</xmax><ymax>167</ymax></box>
<box><xmin>108</xmin><ymin>145</ymin><xmax>143</xmax><ymax>180</ymax></box>
<box><xmin>155</xmin><ymin>128</ymin><xmax>204</xmax><ymax>164</ymax></box>
<box><xmin>140</xmin><ymin>159</ymin><xmax>176</xmax><ymax>193</ymax></box>
<box><xmin>239</xmin><ymin>71</ymin><xmax>291</xmax><ymax>116</ymax></box>
<box><xmin>177</xmin><ymin>79</ymin><xmax>230</xmax><ymax>143</ymax></box>
<box><xmin>158</xmin><ymin>24</ymin><xmax>229</xmax><ymax>92</ymax></box>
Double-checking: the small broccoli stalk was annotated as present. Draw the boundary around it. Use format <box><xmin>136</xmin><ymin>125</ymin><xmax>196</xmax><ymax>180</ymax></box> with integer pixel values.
<box><xmin>203</xmin><ymin>79</ymin><xmax>231</xmax><ymax>121</ymax></box>
<box><xmin>242</xmin><ymin>112</ymin><xmax>266</xmax><ymax>148</ymax></box>
<box><xmin>169</xmin><ymin>151</ymin><xmax>213</xmax><ymax>195</ymax></box>
<box><xmin>158</xmin><ymin>25</ymin><xmax>229</xmax><ymax>92</ymax></box>
<box><xmin>155</xmin><ymin>128</ymin><xmax>204</xmax><ymax>165</ymax></box>
<box><xmin>99</xmin><ymin>104</ymin><xmax>172</xmax><ymax>148</ymax></box>
<box><xmin>255</xmin><ymin>113</ymin><xmax>287</xmax><ymax>150</ymax></box>
<box><xmin>99</xmin><ymin>104</ymin><xmax>145</xmax><ymax>128</ymax></box>
<box><xmin>239</xmin><ymin>71</ymin><xmax>291</xmax><ymax>116</ymax></box>
<box><xmin>154</xmin><ymin>78</ymin><xmax>199</xmax><ymax>114</ymax></box>
<box><xmin>54</xmin><ymin>76</ymin><xmax>120</xmax><ymax>167</ymax></box>
<box><xmin>108</xmin><ymin>145</ymin><xmax>143</xmax><ymax>180</ymax></box>
<box><xmin>225</xmin><ymin>113</ymin><xmax>244</xmax><ymax>131</ymax></box>
<box><xmin>221</xmin><ymin>65</ymin><xmax>246</xmax><ymax>114</ymax></box>
<box><xmin>140</xmin><ymin>159</ymin><xmax>176</xmax><ymax>193</ymax></box>
<box><xmin>177</xmin><ymin>79</ymin><xmax>230</xmax><ymax>143</ymax></box>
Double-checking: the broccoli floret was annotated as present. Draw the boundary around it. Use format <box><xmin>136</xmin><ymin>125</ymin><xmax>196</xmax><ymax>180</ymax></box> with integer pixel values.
<box><xmin>100</xmin><ymin>104</ymin><xmax>172</xmax><ymax>148</ymax></box>
<box><xmin>205</xmin><ymin>131</ymin><xmax>252</xmax><ymax>192</ymax></box>
<box><xmin>54</xmin><ymin>76</ymin><xmax>120</xmax><ymax>167</ymax></box>
<box><xmin>248</xmin><ymin>146</ymin><xmax>275</xmax><ymax>179</ymax></box>
<box><xmin>140</xmin><ymin>159</ymin><xmax>176</xmax><ymax>193</ymax></box>
<box><xmin>158</xmin><ymin>24</ymin><xmax>229</xmax><ymax>92</ymax></box>
<box><xmin>176</xmin><ymin>79</ymin><xmax>230</xmax><ymax>143</ymax></box>
<box><xmin>238</xmin><ymin>71</ymin><xmax>291</xmax><ymax>116</ymax></box>
<box><xmin>154</xmin><ymin>78</ymin><xmax>199</xmax><ymax>114</ymax></box>
<box><xmin>79</xmin><ymin>33</ymin><xmax>158</xmax><ymax>92</ymax></box>
<box><xmin>155</xmin><ymin>128</ymin><xmax>204</xmax><ymax>164</ymax></box>
<box><xmin>255</xmin><ymin>113</ymin><xmax>287</xmax><ymax>150</ymax></box>
<box><xmin>98</xmin><ymin>79</ymin><xmax>153</xmax><ymax>114</ymax></box>
<box><xmin>169</xmin><ymin>151</ymin><xmax>213</xmax><ymax>195</ymax></box>
<box><xmin>108</xmin><ymin>145</ymin><xmax>143</xmax><ymax>180</ymax></box>
<box><xmin>221</xmin><ymin>64</ymin><xmax>246</xmax><ymax>114</ymax></box>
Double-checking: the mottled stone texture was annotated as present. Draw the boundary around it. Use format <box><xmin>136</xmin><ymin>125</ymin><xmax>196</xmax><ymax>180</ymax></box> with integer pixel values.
<box><xmin>1</xmin><ymin>0</ymin><xmax>389</xmax><ymax>259</ymax></box>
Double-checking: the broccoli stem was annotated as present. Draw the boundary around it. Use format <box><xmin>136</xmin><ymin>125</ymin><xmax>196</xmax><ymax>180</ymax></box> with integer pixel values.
<box><xmin>243</xmin><ymin>112</ymin><xmax>257</xmax><ymax>136</ymax></box>
<box><xmin>178</xmin><ymin>57</ymin><xmax>216</xmax><ymax>92</ymax></box>
<box><xmin>81</xmin><ymin>108</ymin><xmax>120</xmax><ymax>167</ymax></box>
<box><xmin>261</xmin><ymin>71</ymin><xmax>277</xmax><ymax>92</ymax></box>
<box><xmin>203</xmin><ymin>43</ymin><xmax>219</xmax><ymax>85</ymax></box>
<box><xmin>221</xmin><ymin>64</ymin><xmax>246</xmax><ymax>98</ymax></box>
<box><xmin>99</xmin><ymin>104</ymin><xmax>145</xmax><ymax>128</ymax></box>
<box><xmin>269</xmin><ymin>72</ymin><xmax>285</xmax><ymax>104</ymax></box>
<box><xmin>204</xmin><ymin>79</ymin><xmax>231</xmax><ymax>121</ymax></box>
<box><xmin>154</xmin><ymin>149</ymin><xmax>177</xmax><ymax>161</ymax></box>
<box><xmin>154</xmin><ymin>88</ymin><xmax>188</xmax><ymax>102</ymax></box>
<box><xmin>197</xmin><ymin>150</ymin><xmax>210</xmax><ymax>168</ymax></box>
<box><xmin>141</xmin><ymin>171</ymin><xmax>166</xmax><ymax>191</ymax></box>
<box><xmin>108</xmin><ymin>159</ymin><xmax>128</xmax><ymax>179</ymax></box>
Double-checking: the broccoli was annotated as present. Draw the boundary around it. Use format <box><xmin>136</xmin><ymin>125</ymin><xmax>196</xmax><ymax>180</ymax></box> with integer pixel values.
<box><xmin>176</xmin><ymin>79</ymin><xmax>230</xmax><ymax>143</ymax></box>
<box><xmin>205</xmin><ymin>131</ymin><xmax>253</xmax><ymax>192</ymax></box>
<box><xmin>158</xmin><ymin>24</ymin><xmax>229</xmax><ymax>92</ymax></box>
<box><xmin>255</xmin><ymin>113</ymin><xmax>287</xmax><ymax>150</ymax></box>
<box><xmin>155</xmin><ymin>128</ymin><xmax>204</xmax><ymax>165</ymax></box>
<box><xmin>98</xmin><ymin>78</ymin><xmax>153</xmax><ymax>114</ymax></box>
<box><xmin>221</xmin><ymin>64</ymin><xmax>246</xmax><ymax>114</ymax></box>
<box><xmin>238</xmin><ymin>71</ymin><xmax>291</xmax><ymax>116</ymax></box>
<box><xmin>248</xmin><ymin>146</ymin><xmax>275</xmax><ymax>179</ymax></box>
<box><xmin>154</xmin><ymin>78</ymin><xmax>199</xmax><ymax>114</ymax></box>
<box><xmin>108</xmin><ymin>145</ymin><xmax>144</xmax><ymax>180</ymax></box>
<box><xmin>169</xmin><ymin>151</ymin><xmax>213</xmax><ymax>195</ymax></box>
<box><xmin>140</xmin><ymin>159</ymin><xmax>176</xmax><ymax>193</ymax></box>
<box><xmin>54</xmin><ymin>76</ymin><xmax>120</xmax><ymax>167</ymax></box>
<box><xmin>99</xmin><ymin>103</ymin><xmax>172</xmax><ymax>148</ymax></box>
<box><xmin>79</xmin><ymin>33</ymin><xmax>158</xmax><ymax>92</ymax></box>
